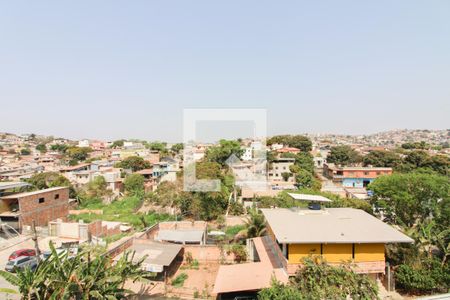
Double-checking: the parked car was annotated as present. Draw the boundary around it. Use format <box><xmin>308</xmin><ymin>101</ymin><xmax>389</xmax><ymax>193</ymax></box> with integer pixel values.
<box><xmin>8</xmin><ymin>249</ymin><xmax>36</xmax><ymax>261</ymax></box>
<box><xmin>41</xmin><ymin>248</ymin><xmax>76</xmax><ymax>260</ymax></box>
<box><xmin>5</xmin><ymin>256</ymin><xmax>38</xmax><ymax>272</ymax></box>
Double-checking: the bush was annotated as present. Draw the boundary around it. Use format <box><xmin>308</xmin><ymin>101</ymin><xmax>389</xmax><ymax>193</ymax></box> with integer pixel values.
<box><xmin>395</xmin><ymin>259</ymin><xmax>450</xmax><ymax>294</ymax></box>
<box><xmin>171</xmin><ymin>273</ymin><xmax>188</xmax><ymax>287</ymax></box>
<box><xmin>229</xmin><ymin>201</ymin><xmax>244</xmax><ymax>215</ymax></box>
<box><xmin>227</xmin><ymin>244</ymin><xmax>247</xmax><ymax>263</ymax></box>
<box><xmin>123</xmin><ymin>174</ymin><xmax>145</xmax><ymax>195</ymax></box>
<box><xmin>260</xmin><ymin>257</ymin><xmax>379</xmax><ymax>300</ymax></box>
<box><xmin>225</xmin><ymin>225</ymin><xmax>246</xmax><ymax>237</ymax></box>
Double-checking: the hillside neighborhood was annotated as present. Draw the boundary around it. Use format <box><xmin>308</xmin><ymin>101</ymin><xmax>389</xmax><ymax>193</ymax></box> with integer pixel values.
<box><xmin>0</xmin><ymin>130</ymin><xmax>448</xmax><ymax>299</ymax></box>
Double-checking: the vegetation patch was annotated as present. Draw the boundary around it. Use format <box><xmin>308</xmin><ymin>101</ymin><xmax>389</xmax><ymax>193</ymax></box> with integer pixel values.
<box><xmin>171</xmin><ymin>273</ymin><xmax>188</xmax><ymax>287</ymax></box>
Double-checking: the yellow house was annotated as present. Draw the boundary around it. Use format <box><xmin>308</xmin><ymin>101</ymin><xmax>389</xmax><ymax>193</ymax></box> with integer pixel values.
<box><xmin>261</xmin><ymin>207</ymin><xmax>413</xmax><ymax>276</ymax></box>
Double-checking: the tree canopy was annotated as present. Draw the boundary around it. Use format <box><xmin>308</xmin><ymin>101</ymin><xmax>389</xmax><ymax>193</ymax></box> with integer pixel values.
<box><xmin>66</xmin><ymin>147</ymin><xmax>93</xmax><ymax>163</ymax></box>
<box><xmin>326</xmin><ymin>145</ymin><xmax>362</xmax><ymax>165</ymax></box>
<box><xmin>267</xmin><ymin>135</ymin><xmax>312</xmax><ymax>152</ymax></box>
<box><xmin>205</xmin><ymin>139</ymin><xmax>244</xmax><ymax>166</ymax></box>
<box><xmin>259</xmin><ymin>257</ymin><xmax>379</xmax><ymax>300</ymax></box>
<box><xmin>35</xmin><ymin>143</ymin><xmax>47</xmax><ymax>153</ymax></box>
<box><xmin>369</xmin><ymin>172</ymin><xmax>449</xmax><ymax>228</ymax></box>
<box><xmin>123</xmin><ymin>173</ymin><xmax>145</xmax><ymax>195</ymax></box>
<box><xmin>26</xmin><ymin>172</ymin><xmax>76</xmax><ymax>198</ymax></box>
<box><xmin>115</xmin><ymin>156</ymin><xmax>151</xmax><ymax>172</ymax></box>
<box><xmin>363</xmin><ymin>150</ymin><xmax>402</xmax><ymax>168</ymax></box>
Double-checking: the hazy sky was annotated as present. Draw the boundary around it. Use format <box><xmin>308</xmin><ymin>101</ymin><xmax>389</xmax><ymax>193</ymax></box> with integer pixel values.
<box><xmin>0</xmin><ymin>1</ymin><xmax>449</xmax><ymax>142</ymax></box>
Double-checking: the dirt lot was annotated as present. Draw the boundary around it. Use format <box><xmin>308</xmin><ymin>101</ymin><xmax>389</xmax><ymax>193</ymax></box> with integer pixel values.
<box><xmin>167</xmin><ymin>261</ymin><xmax>220</xmax><ymax>298</ymax></box>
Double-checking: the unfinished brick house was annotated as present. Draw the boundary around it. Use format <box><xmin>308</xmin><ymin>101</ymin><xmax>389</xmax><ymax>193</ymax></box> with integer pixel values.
<box><xmin>0</xmin><ymin>187</ymin><xmax>69</xmax><ymax>230</ymax></box>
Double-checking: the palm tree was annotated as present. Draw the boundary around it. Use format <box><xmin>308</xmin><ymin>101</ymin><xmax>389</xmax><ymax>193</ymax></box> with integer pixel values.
<box><xmin>246</xmin><ymin>210</ymin><xmax>267</xmax><ymax>238</ymax></box>
<box><xmin>237</xmin><ymin>209</ymin><xmax>267</xmax><ymax>240</ymax></box>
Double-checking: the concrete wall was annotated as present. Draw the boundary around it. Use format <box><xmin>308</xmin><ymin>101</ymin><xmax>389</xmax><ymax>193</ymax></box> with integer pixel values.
<box><xmin>59</xmin><ymin>222</ymin><xmax>80</xmax><ymax>239</ymax></box>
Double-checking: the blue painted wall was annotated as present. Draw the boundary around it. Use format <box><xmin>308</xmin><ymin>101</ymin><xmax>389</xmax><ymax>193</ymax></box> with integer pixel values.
<box><xmin>342</xmin><ymin>178</ymin><xmax>375</xmax><ymax>188</ymax></box>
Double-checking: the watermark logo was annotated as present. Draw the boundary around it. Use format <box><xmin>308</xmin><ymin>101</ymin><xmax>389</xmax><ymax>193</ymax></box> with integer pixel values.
<box><xmin>183</xmin><ymin>109</ymin><xmax>268</xmax><ymax>192</ymax></box>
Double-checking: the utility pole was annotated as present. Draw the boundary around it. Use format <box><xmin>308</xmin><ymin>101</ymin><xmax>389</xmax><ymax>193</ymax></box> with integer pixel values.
<box><xmin>32</xmin><ymin>220</ymin><xmax>41</xmax><ymax>263</ymax></box>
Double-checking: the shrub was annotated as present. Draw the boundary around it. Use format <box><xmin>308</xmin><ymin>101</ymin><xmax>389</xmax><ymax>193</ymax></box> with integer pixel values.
<box><xmin>395</xmin><ymin>259</ymin><xmax>450</xmax><ymax>294</ymax></box>
<box><xmin>171</xmin><ymin>273</ymin><xmax>188</xmax><ymax>287</ymax></box>
<box><xmin>227</xmin><ymin>244</ymin><xmax>247</xmax><ymax>263</ymax></box>
<box><xmin>259</xmin><ymin>257</ymin><xmax>379</xmax><ymax>299</ymax></box>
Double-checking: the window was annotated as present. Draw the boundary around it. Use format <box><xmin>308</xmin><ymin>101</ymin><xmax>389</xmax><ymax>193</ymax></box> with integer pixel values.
<box><xmin>364</xmin><ymin>172</ymin><xmax>369</xmax><ymax>175</ymax></box>
<box><xmin>54</xmin><ymin>194</ymin><xmax>59</xmax><ymax>200</ymax></box>
<box><xmin>38</xmin><ymin>198</ymin><xmax>45</xmax><ymax>204</ymax></box>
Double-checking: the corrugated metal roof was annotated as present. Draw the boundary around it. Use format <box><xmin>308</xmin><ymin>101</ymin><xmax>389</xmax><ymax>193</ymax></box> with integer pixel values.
<box><xmin>288</xmin><ymin>193</ymin><xmax>332</xmax><ymax>202</ymax></box>
<box><xmin>0</xmin><ymin>187</ymin><xmax>67</xmax><ymax>199</ymax></box>
<box><xmin>0</xmin><ymin>182</ymin><xmax>30</xmax><ymax>191</ymax></box>
<box><xmin>116</xmin><ymin>241</ymin><xmax>182</xmax><ymax>269</ymax></box>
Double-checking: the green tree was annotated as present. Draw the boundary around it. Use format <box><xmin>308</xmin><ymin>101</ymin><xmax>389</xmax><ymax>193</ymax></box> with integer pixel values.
<box><xmin>401</xmin><ymin>141</ymin><xmax>430</xmax><ymax>150</ymax></box>
<box><xmin>227</xmin><ymin>244</ymin><xmax>247</xmax><ymax>263</ymax></box>
<box><xmin>171</xmin><ymin>143</ymin><xmax>184</xmax><ymax>154</ymax></box>
<box><xmin>395</xmin><ymin>258</ymin><xmax>450</xmax><ymax>294</ymax></box>
<box><xmin>258</xmin><ymin>279</ymin><xmax>304</xmax><ymax>300</ymax></box>
<box><xmin>205</xmin><ymin>139</ymin><xmax>244</xmax><ymax>166</ymax></box>
<box><xmin>35</xmin><ymin>143</ymin><xmax>47</xmax><ymax>153</ymax></box>
<box><xmin>50</xmin><ymin>144</ymin><xmax>68</xmax><ymax>153</ymax></box>
<box><xmin>84</xmin><ymin>176</ymin><xmax>112</xmax><ymax>199</ymax></box>
<box><xmin>267</xmin><ymin>135</ymin><xmax>312</xmax><ymax>152</ymax></box>
<box><xmin>67</xmin><ymin>146</ymin><xmax>93</xmax><ymax>162</ymax></box>
<box><xmin>26</xmin><ymin>172</ymin><xmax>76</xmax><ymax>198</ymax></box>
<box><xmin>295</xmin><ymin>169</ymin><xmax>315</xmax><ymax>189</ymax></box>
<box><xmin>404</xmin><ymin>150</ymin><xmax>431</xmax><ymax>168</ymax></box>
<box><xmin>326</xmin><ymin>145</ymin><xmax>362</xmax><ymax>165</ymax></box>
<box><xmin>111</xmin><ymin>139</ymin><xmax>125</xmax><ymax>148</ymax></box>
<box><xmin>369</xmin><ymin>172</ymin><xmax>449</xmax><ymax>228</ymax></box>
<box><xmin>20</xmin><ymin>148</ymin><xmax>31</xmax><ymax>155</ymax></box>
<box><xmin>427</xmin><ymin>155</ymin><xmax>449</xmax><ymax>176</ymax></box>
<box><xmin>116</xmin><ymin>156</ymin><xmax>151</xmax><ymax>172</ymax></box>
<box><xmin>124</xmin><ymin>173</ymin><xmax>145</xmax><ymax>195</ymax></box>
<box><xmin>363</xmin><ymin>150</ymin><xmax>401</xmax><ymax>168</ymax></box>
<box><xmin>147</xmin><ymin>141</ymin><xmax>167</xmax><ymax>152</ymax></box>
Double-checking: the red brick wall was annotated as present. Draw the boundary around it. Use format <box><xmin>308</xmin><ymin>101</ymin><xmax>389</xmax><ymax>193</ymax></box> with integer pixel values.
<box><xmin>88</xmin><ymin>220</ymin><xmax>121</xmax><ymax>238</ymax></box>
<box><xmin>18</xmin><ymin>188</ymin><xmax>69</xmax><ymax>227</ymax></box>
<box><xmin>87</xmin><ymin>220</ymin><xmax>103</xmax><ymax>237</ymax></box>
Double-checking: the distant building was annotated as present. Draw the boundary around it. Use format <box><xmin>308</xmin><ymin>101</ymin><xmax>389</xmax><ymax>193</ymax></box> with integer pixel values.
<box><xmin>0</xmin><ymin>187</ymin><xmax>69</xmax><ymax>230</ymax></box>
<box><xmin>268</xmin><ymin>157</ymin><xmax>295</xmax><ymax>184</ymax></box>
<box><xmin>323</xmin><ymin>163</ymin><xmax>392</xmax><ymax>188</ymax></box>
<box><xmin>78</xmin><ymin>139</ymin><xmax>90</xmax><ymax>148</ymax></box>
<box><xmin>241</xmin><ymin>147</ymin><xmax>253</xmax><ymax>161</ymax></box>
<box><xmin>276</xmin><ymin>147</ymin><xmax>300</xmax><ymax>154</ymax></box>
<box><xmin>270</xmin><ymin>143</ymin><xmax>284</xmax><ymax>151</ymax></box>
